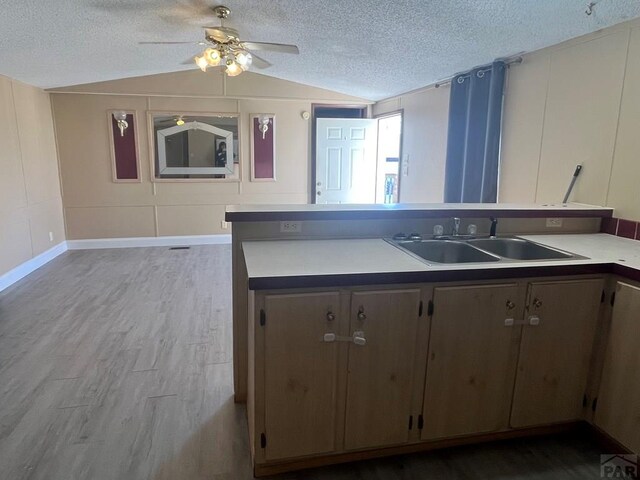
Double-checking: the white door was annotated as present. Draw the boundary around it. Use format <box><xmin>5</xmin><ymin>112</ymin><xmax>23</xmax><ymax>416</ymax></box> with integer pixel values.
<box><xmin>315</xmin><ymin>118</ymin><xmax>378</xmax><ymax>204</ymax></box>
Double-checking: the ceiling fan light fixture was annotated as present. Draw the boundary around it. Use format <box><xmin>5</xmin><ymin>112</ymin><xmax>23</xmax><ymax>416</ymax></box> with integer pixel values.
<box><xmin>225</xmin><ymin>59</ymin><xmax>242</xmax><ymax>77</ymax></box>
<box><xmin>194</xmin><ymin>55</ymin><xmax>208</xmax><ymax>72</ymax></box>
<box><xmin>235</xmin><ymin>50</ymin><xmax>252</xmax><ymax>70</ymax></box>
<box><xmin>205</xmin><ymin>47</ymin><xmax>222</xmax><ymax>66</ymax></box>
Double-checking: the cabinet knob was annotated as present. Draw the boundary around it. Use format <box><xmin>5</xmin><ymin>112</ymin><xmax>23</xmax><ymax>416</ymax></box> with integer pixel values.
<box><xmin>357</xmin><ymin>309</ymin><xmax>366</xmax><ymax>321</ymax></box>
<box><xmin>533</xmin><ymin>298</ymin><xmax>543</xmax><ymax>308</ymax></box>
<box><xmin>326</xmin><ymin>312</ymin><xmax>336</xmax><ymax>321</ymax></box>
<box><xmin>506</xmin><ymin>300</ymin><xmax>516</xmax><ymax>310</ymax></box>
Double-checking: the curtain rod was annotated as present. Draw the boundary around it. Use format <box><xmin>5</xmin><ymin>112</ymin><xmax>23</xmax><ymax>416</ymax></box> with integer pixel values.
<box><xmin>434</xmin><ymin>56</ymin><xmax>523</xmax><ymax>89</ymax></box>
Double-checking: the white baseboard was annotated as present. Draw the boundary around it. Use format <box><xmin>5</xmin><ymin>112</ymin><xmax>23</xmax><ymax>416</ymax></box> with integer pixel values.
<box><xmin>0</xmin><ymin>242</ymin><xmax>68</xmax><ymax>293</ymax></box>
<box><xmin>66</xmin><ymin>234</ymin><xmax>232</xmax><ymax>250</ymax></box>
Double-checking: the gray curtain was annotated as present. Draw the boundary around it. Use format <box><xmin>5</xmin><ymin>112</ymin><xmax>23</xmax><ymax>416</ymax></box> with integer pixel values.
<box><xmin>444</xmin><ymin>60</ymin><xmax>506</xmax><ymax>203</ymax></box>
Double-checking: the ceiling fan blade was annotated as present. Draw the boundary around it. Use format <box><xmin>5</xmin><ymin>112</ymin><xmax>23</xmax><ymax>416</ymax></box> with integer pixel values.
<box><xmin>250</xmin><ymin>53</ymin><xmax>272</xmax><ymax>69</ymax></box>
<box><xmin>139</xmin><ymin>41</ymin><xmax>204</xmax><ymax>45</ymax></box>
<box><xmin>241</xmin><ymin>42</ymin><xmax>299</xmax><ymax>54</ymax></box>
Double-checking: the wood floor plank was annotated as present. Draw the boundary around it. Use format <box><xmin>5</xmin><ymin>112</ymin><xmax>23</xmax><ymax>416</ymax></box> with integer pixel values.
<box><xmin>0</xmin><ymin>245</ymin><xmax>610</xmax><ymax>479</ymax></box>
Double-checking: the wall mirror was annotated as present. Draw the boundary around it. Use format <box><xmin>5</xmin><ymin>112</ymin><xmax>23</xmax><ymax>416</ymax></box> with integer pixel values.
<box><xmin>151</xmin><ymin>113</ymin><xmax>239</xmax><ymax>179</ymax></box>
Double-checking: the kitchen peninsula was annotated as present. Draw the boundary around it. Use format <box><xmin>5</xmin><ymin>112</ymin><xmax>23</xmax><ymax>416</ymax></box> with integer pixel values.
<box><xmin>225</xmin><ymin>203</ymin><xmax>640</xmax><ymax>476</ymax></box>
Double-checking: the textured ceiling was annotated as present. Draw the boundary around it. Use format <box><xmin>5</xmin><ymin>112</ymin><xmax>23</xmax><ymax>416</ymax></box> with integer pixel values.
<box><xmin>1</xmin><ymin>0</ymin><xmax>640</xmax><ymax>100</ymax></box>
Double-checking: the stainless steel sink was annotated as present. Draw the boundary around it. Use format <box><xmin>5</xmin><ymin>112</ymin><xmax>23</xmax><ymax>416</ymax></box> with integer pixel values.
<box><xmin>467</xmin><ymin>238</ymin><xmax>573</xmax><ymax>260</ymax></box>
<box><xmin>395</xmin><ymin>240</ymin><xmax>501</xmax><ymax>264</ymax></box>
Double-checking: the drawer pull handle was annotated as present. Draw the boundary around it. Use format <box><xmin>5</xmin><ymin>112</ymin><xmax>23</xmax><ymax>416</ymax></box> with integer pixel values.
<box><xmin>529</xmin><ymin>315</ymin><xmax>541</xmax><ymax>326</ymax></box>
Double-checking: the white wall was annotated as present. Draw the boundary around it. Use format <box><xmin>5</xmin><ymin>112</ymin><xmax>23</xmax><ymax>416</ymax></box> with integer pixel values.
<box><xmin>373</xmin><ymin>85</ymin><xmax>450</xmax><ymax>203</ymax></box>
<box><xmin>0</xmin><ymin>75</ymin><xmax>65</xmax><ymax>277</ymax></box>
<box><xmin>50</xmin><ymin>70</ymin><xmax>369</xmax><ymax>239</ymax></box>
<box><xmin>375</xmin><ymin>17</ymin><xmax>640</xmax><ymax>221</ymax></box>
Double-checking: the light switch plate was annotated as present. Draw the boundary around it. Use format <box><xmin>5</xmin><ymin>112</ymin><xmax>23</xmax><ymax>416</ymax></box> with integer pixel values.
<box><xmin>402</xmin><ymin>154</ymin><xmax>409</xmax><ymax>176</ymax></box>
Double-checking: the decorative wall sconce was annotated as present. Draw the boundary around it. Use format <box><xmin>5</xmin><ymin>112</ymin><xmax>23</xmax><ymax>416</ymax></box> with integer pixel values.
<box><xmin>113</xmin><ymin>110</ymin><xmax>129</xmax><ymax>136</ymax></box>
<box><xmin>257</xmin><ymin>115</ymin><xmax>270</xmax><ymax>139</ymax></box>
<box><xmin>108</xmin><ymin>110</ymin><xmax>140</xmax><ymax>182</ymax></box>
<box><xmin>250</xmin><ymin>114</ymin><xmax>276</xmax><ymax>181</ymax></box>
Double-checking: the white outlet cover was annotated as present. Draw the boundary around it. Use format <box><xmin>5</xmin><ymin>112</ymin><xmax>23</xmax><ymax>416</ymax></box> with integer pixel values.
<box><xmin>280</xmin><ymin>221</ymin><xmax>302</xmax><ymax>233</ymax></box>
<box><xmin>546</xmin><ymin>218</ymin><xmax>563</xmax><ymax>228</ymax></box>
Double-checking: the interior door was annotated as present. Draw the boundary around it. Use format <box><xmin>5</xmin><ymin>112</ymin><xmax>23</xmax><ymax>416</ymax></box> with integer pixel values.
<box><xmin>315</xmin><ymin>118</ymin><xmax>378</xmax><ymax>204</ymax></box>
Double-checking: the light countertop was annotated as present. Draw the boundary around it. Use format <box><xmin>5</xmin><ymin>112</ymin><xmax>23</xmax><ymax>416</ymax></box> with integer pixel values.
<box><xmin>242</xmin><ymin>234</ymin><xmax>640</xmax><ymax>289</ymax></box>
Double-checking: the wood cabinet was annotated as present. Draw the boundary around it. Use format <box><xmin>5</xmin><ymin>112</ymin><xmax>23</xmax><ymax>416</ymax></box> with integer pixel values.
<box><xmin>421</xmin><ymin>284</ymin><xmax>522</xmax><ymax>440</ymax></box>
<box><xmin>510</xmin><ymin>279</ymin><xmax>604</xmax><ymax>427</ymax></box>
<box><xmin>256</xmin><ymin>288</ymin><xmax>423</xmax><ymax>461</ymax></box>
<box><xmin>248</xmin><ymin>275</ymin><xmax>610</xmax><ymax>474</ymax></box>
<box><xmin>595</xmin><ymin>282</ymin><xmax>640</xmax><ymax>453</ymax></box>
<box><xmin>262</xmin><ymin>292</ymin><xmax>342</xmax><ymax>460</ymax></box>
<box><xmin>344</xmin><ymin>289</ymin><xmax>422</xmax><ymax>450</ymax></box>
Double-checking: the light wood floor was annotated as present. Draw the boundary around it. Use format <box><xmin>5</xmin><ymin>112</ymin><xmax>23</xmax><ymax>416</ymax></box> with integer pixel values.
<box><xmin>0</xmin><ymin>246</ymin><xmax>606</xmax><ymax>479</ymax></box>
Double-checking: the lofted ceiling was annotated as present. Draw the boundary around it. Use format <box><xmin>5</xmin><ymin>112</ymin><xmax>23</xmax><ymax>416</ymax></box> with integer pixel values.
<box><xmin>1</xmin><ymin>0</ymin><xmax>640</xmax><ymax>101</ymax></box>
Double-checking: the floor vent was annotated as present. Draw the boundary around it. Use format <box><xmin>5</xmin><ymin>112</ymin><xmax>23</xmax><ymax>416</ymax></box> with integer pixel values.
<box><xmin>169</xmin><ymin>246</ymin><xmax>191</xmax><ymax>250</ymax></box>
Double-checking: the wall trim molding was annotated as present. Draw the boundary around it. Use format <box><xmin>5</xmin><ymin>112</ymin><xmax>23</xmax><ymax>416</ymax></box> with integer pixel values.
<box><xmin>66</xmin><ymin>234</ymin><xmax>232</xmax><ymax>250</ymax></box>
<box><xmin>0</xmin><ymin>242</ymin><xmax>68</xmax><ymax>293</ymax></box>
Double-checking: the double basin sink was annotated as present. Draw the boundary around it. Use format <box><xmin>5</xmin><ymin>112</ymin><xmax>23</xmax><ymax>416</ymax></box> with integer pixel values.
<box><xmin>388</xmin><ymin>236</ymin><xmax>582</xmax><ymax>265</ymax></box>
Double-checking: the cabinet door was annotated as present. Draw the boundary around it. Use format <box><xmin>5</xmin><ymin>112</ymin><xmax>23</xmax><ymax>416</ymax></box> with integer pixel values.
<box><xmin>595</xmin><ymin>282</ymin><xmax>640</xmax><ymax>453</ymax></box>
<box><xmin>511</xmin><ymin>279</ymin><xmax>604</xmax><ymax>428</ymax></box>
<box><xmin>344</xmin><ymin>289</ymin><xmax>421</xmax><ymax>450</ymax></box>
<box><xmin>421</xmin><ymin>284</ymin><xmax>521</xmax><ymax>440</ymax></box>
<box><xmin>263</xmin><ymin>292</ymin><xmax>341</xmax><ymax>460</ymax></box>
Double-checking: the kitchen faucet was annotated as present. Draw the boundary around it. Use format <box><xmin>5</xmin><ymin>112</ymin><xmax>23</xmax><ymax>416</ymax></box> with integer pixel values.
<box><xmin>490</xmin><ymin>217</ymin><xmax>498</xmax><ymax>237</ymax></box>
<box><xmin>452</xmin><ymin>217</ymin><xmax>461</xmax><ymax>236</ymax></box>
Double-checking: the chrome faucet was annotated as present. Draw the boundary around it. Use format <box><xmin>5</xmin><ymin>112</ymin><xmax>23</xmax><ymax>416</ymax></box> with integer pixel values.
<box><xmin>452</xmin><ymin>217</ymin><xmax>461</xmax><ymax>236</ymax></box>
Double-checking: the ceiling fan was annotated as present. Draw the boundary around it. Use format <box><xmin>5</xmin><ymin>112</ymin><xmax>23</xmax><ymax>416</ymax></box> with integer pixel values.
<box><xmin>140</xmin><ymin>5</ymin><xmax>299</xmax><ymax>77</ymax></box>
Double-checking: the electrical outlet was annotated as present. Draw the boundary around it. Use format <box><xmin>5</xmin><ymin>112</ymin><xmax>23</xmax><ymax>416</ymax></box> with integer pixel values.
<box><xmin>280</xmin><ymin>221</ymin><xmax>302</xmax><ymax>233</ymax></box>
<box><xmin>546</xmin><ymin>218</ymin><xmax>563</xmax><ymax>228</ymax></box>
<box><xmin>220</xmin><ymin>221</ymin><xmax>228</xmax><ymax>229</ymax></box>
<box><xmin>48</xmin><ymin>231</ymin><xmax>54</xmax><ymax>242</ymax></box>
